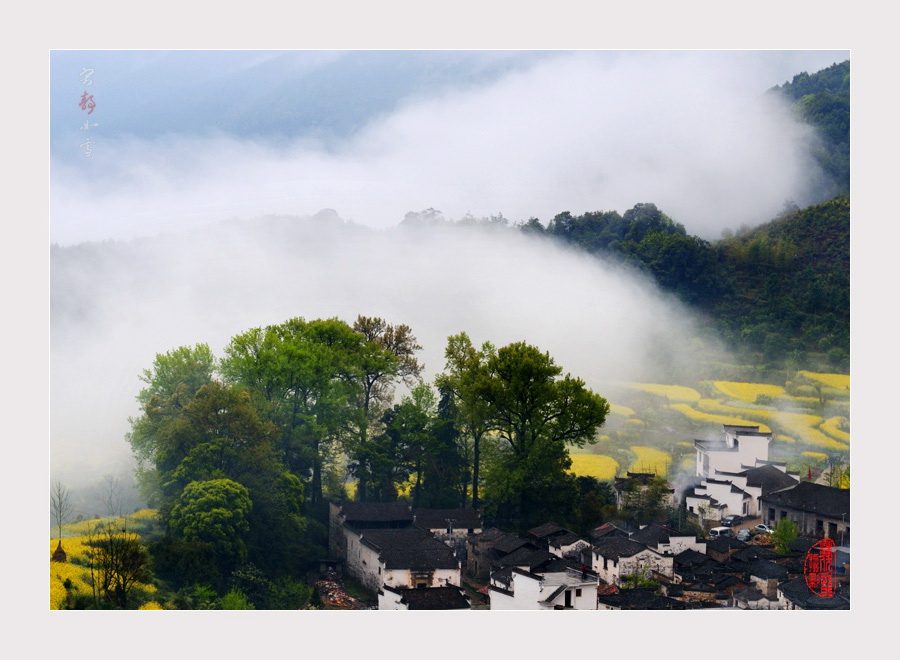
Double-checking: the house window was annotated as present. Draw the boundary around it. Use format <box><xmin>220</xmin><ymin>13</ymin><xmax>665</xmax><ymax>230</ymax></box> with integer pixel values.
<box><xmin>816</xmin><ymin>519</ymin><xmax>824</xmax><ymax>533</ymax></box>
<box><xmin>768</xmin><ymin>507</ymin><xmax>775</xmax><ymax>522</ymax></box>
<box><xmin>576</xmin><ymin>589</ymin><xmax>582</xmax><ymax>597</ymax></box>
<box><xmin>780</xmin><ymin>511</ymin><xmax>787</xmax><ymax>520</ymax></box>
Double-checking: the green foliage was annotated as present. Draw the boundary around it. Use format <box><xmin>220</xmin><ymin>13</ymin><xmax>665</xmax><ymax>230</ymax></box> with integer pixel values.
<box><xmin>619</xmin><ymin>476</ymin><xmax>671</xmax><ymax>526</ymax></box>
<box><xmin>169</xmin><ymin>479</ymin><xmax>253</xmax><ymax>575</ymax></box>
<box><xmin>84</xmin><ymin>520</ymin><xmax>153</xmax><ymax>609</ymax></box>
<box><xmin>219</xmin><ymin>587</ymin><xmax>255</xmax><ymax>610</ymax></box>
<box><xmin>229</xmin><ymin>563</ymin><xmax>313</xmax><ymax>609</ymax></box>
<box><xmin>769</xmin><ymin>60</ymin><xmax>849</xmax><ymax>195</ymax></box>
<box><xmin>621</xmin><ymin>566</ymin><xmax>658</xmax><ymax>590</ymax></box>
<box><xmin>473</xmin><ymin>340</ymin><xmax>609</xmax><ymax>529</ymax></box>
<box><xmin>772</xmin><ymin>518</ymin><xmax>799</xmax><ymax>554</ymax></box>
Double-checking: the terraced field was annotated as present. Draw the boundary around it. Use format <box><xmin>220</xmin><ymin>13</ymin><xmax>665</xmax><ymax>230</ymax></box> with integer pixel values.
<box><xmin>567</xmin><ymin>370</ymin><xmax>849</xmax><ymax>482</ymax></box>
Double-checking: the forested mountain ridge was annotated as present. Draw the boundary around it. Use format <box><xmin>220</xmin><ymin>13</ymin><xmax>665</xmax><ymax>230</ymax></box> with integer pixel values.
<box><xmin>711</xmin><ymin>195</ymin><xmax>849</xmax><ymax>364</ymax></box>
<box><xmin>521</xmin><ymin>194</ymin><xmax>849</xmax><ymax>367</ymax></box>
<box><xmin>768</xmin><ymin>59</ymin><xmax>850</xmax><ymax>196</ymax></box>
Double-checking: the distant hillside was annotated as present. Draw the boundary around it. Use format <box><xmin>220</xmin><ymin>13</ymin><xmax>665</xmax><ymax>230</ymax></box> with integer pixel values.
<box><xmin>512</xmin><ymin>194</ymin><xmax>849</xmax><ymax>367</ymax></box>
<box><xmin>768</xmin><ymin>60</ymin><xmax>850</xmax><ymax>197</ymax></box>
<box><xmin>711</xmin><ymin>195</ymin><xmax>850</xmax><ymax>366</ymax></box>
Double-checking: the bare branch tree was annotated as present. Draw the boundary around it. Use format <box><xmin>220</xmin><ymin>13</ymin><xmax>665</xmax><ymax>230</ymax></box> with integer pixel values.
<box><xmin>51</xmin><ymin>481</ymin><xmax>73</xmax><ymax>540</ymax></box>
<box><xmin>101</xmin><ymin>474</ymin><xmax>125</xmax><ymax>518</ymax></box>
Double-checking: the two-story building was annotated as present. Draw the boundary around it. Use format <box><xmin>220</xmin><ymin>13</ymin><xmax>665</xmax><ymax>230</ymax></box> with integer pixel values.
<box><xmin>489</xmin><ymin>567</ymin><xmax>598</xmax><ymax>610</ymax></box>
<box><xmin>345</xmin><ymin>528</ymin><xmax>461</xmax><ymax>594</ymax></box>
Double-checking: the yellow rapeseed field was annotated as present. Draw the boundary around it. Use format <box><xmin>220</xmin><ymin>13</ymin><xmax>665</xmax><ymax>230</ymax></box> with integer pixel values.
<box><xmin>609</xmin><ymin>404</ymin><xmax>635</xmax><ymax>417</ymax></box>
<box><xmin>623</xmin><ymin>383</ymin><xmax>701</xmax><ymax>402</ymax></box>
<box><xmin>669</xmin><ymin>403</ymin><xmax>771</xmax><ymax>433</ymax></box>
<box><xmin>820</xmin><ymin>416</ymin><xmax>851</xmax><ymax>443</ymax></box>
<box><xmin>50</xmin><ymin>552</ymin><xmax>94</xmax><ymax>610</ymax></box>
<box><xmin>138</xmin><ymin>601</ymin><xmax>164</xmax><ymax>610</ymax></box>
<box><xmin>802</xmin><ymin>451</ymin><xmax>829</xmax><ymax>461</ymax></box>
<box><xmin>712</xmin><ymin>381</ymin><xmax>786</xmax><ymax>403</ymax></box>
<box><xmin>628</xmin><ymin>446</ymin><xmax>672</xmax><ymax>475</ymax></box>
<box><xmin>797</xmin><ymin>371</ymin><xmax>850</xmax><ymax>390</ymax></box>
<box><xmin>50</xmin><ymin>515</ymin><xmax>158</xmax><ymax>610</ymax></box>
<box><xmin>774</xmin><ymin>411</ymin><xmax>848</xmax><ymax>451</ymax></box>
<box><xmin>569</xmin><ymin>454</ymin><xmax>619</xmax><ymax>481</ymax></box>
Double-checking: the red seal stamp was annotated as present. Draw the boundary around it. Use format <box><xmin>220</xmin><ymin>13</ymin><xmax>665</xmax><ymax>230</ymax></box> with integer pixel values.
<box><xmin>803</xmin><ymin>537</ymin><xmax>835</xmax><ymax>598</ymax></box>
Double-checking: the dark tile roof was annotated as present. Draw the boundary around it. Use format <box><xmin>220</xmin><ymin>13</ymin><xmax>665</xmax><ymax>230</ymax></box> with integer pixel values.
<box><xmin>528</xmin><ymin>522</ymin><xmax>566</xmax><ymax>539</ymax></box>
<box><xmin>388</xmin><ymin>585</ymin><xmax>471</xmax><ymax>610</ymax></box>
<box><xmin>723</xmin><ymin>424</ymin><xmax>763</xmax><ymax>433</ymax></box>
<box><xmin>473</xmin><ymin>527</ymin><xmax>506</xmax><ymax>543</ymax></box>
<box><xmin>778</xmin><ymin>577</ymin><xmax>850</xmax><ymax>609</ymax></box>
<box><xmin>492</xmin><ymin>533</ymin><xmax>534</xmax><ymax>555</ymax></box>
<box><xmin>706</xmin><ymin>537</ymin><xmax>746</xmax><ymax>554</ymax></box>
<box><xmin>789</xmin><ymin>536</ymin><xmax>819</xmax><ymax>554</ymax></box>
<box><xmin>360</xmin><ymin>529</ymin><xmax>459</xmax><ymax>570</ymax></box>
<box><xmin>598</xmin><ymin>588</ymin><xmax>690</xmax><ymax>610</ymax></box>
<box><xmin>731</xmin><ymin>545</ymin><xmax>778</xmax><ymax>564</ymax></box>
<box><xmin>733</xmin><ymin>587</ymin><xmax>767</xmax><ymax>602</ymax></box>
<box><xmin>760</xmin><ymin>482</ymin><xmax>850</xmax><ymax>520</ymax></box>
<box><xmin>614</xmin><ymin>474</ymin><xmax>674</xmax><ymax>494</ymax></box>
<box><xmin>744</xmin><ymin>464</ymin><xmax>799</xmax><ymax>493</ymax></box>
<box><xmin>550</xmin><ymin>531</ymin><xmax>584</xmax><ymax>548</ymax></box>
<box><xmin>340</xmin><ymin>501</ymin><xmax>413</xmax><ymax>524</ymax></box>
<box><xmin>592</xmin><ymin>523</ymin><xmax>629</xmax><ymax>540</ymax></box>
<box><xmin>593</xmin><ymin>537</ymin><xmax>652</xmax><ymax>560</ymax></box>
<box><xmin>683</xmin><ymin>487</ymin><xmax>725</xmax><ymax>507</ymax></box>
<box><xmin>413</xmin><ymin>508</ymin><xmax>482</xmax><ymax>531</ymax></box>
<box><xmin>630</xmin><ymin>524</ymin><xmax>691</xmax><ymax>548</ymax></box>
<box><xmin>675</xmin><ymin>548</ymin><xmax>711</xmax><ymax>568</ymax></box>
<box><xmin>497</xmin><ymin>547</ymin><xmax>559</xmax><ymax>572</ymax></box>
<box><xmin>749</xmin><ymin>559</ymin><xmax>789</xmax><ymax>580</ymax></box>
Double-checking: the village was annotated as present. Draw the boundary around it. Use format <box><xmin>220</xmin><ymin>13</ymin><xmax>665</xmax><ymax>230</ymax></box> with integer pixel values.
<box><xmin>323</xmin><ymin>425</ymin><xmax>850</xmax><ymax>611</ymax></box>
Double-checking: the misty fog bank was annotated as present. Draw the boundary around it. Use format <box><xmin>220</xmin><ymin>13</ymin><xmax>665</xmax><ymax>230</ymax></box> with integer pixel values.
<box><xmin>51</xmin><ymin>51</ymin><xmax>841</xmax><ymax>246</ymax></box>
<box><xmin>50</xmin><ymin>217</ymin><xmax>726</xmax><ymax>486</ymax></box>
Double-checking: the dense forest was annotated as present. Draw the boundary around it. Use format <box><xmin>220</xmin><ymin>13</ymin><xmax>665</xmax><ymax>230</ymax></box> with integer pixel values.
<box><xmin>118</xmin><ymin>318</ymin><xmax>618</xmax><ymax>601</ymax></box>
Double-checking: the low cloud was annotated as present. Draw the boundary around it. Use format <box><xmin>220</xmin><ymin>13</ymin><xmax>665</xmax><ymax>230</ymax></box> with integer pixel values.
<box><xmin>51</xmin><ymin>51</ymin><xmax>841</xmax><ymax>245</ymax></box>
<box><xmin>50</xmin><ymin>219</ymin><xmax>722</xmax><ymax>484</ymax></box>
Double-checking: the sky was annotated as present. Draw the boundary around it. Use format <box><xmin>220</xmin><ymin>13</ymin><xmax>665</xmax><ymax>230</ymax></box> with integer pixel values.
<box><xmin>50</xmin><ymin>50</ymin><xmax>848</xmax><ymax>244</ymax></box>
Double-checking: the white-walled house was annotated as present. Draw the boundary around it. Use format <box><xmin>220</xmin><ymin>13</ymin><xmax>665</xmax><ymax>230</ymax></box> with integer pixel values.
<box><xmin>548</xmin><ymin>534</ymin><xmax>591</xmax><ymax>559</ymax></box>
<box><xmin>685</xmin><ymin>478</ymin><xmax>751</xmax><ymax>519</ymax></box>
<box><xmin>592</xmin><ymin>537</ymin><xmax>674</xmax><ymax>586</ymax></box>
<box><xmin>629</xmin><ymin>524</ymin><xmax>706</xmax><ymax>556</ymax></box>
<box><xmin>489</xmin><ymin>567</ymin><xmax>598</xmax><ymax>610</ymax></box>
<box><xmin>345</xmin><ymin>528</ymin><xmax>461</xmax><ymax>594</ymax></box>
<box><xmin>712</xmin><ymin>464</ymin><xmax>799</xmax><ymax>517</ymax></box>
<box><xmin>695</xmin><ymin>425</ymin><xmax>771</xmax><ymax>479</ymax></box>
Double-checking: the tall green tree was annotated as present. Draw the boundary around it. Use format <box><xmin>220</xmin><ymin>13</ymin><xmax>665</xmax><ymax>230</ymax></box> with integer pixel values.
<box><xmin>346</xmin><ymin>316</ymin><xmax>423</xmax><ymax>501</ymax></box>
<box><xmin>474</xmin><ymin>341</ymin><xmax>610</xmax><ymax>528</ymax></box>
<box><xmin>435</xmin><ymin>332</ymin><xmax>494</xmax><ymax>509</ymax></box>
<box><xmin>221</xmin><ymin>317</ymin><xmax>365</xmax><ymax>506</ymax></box>
<box><xmin>127</xmin><ymin>343</ymin><xmax>217</xmax><ymax>505</ymax></box>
